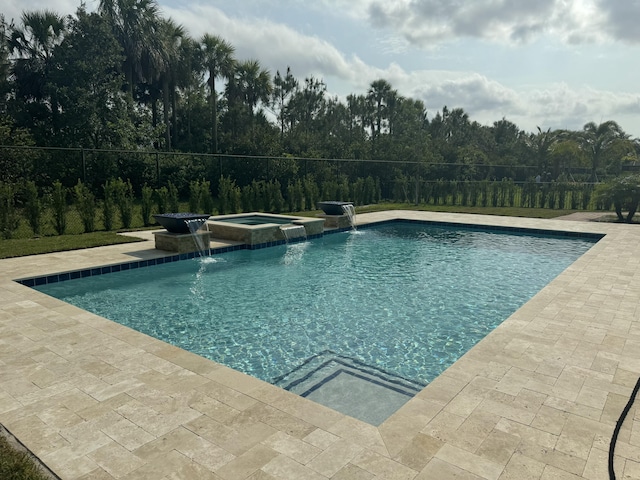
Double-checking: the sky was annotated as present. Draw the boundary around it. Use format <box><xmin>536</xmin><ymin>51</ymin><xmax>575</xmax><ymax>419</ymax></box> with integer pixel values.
<box><xmin>5</xmin><ymin>0</ymin><xmax>640</xmax><ymax>137</ymax></box>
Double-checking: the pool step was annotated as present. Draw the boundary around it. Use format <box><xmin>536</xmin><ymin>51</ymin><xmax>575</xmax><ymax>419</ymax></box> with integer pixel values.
<box><xmin>273</xmin><ymin>351</ymin><xmax>426</xmax><ymax>426</ymax></box>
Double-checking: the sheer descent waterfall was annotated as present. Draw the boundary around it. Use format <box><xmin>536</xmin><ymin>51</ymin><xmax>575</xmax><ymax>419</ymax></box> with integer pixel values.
<box><xmin>280</xmin><ymin>225</ymin><xmax>307</xmax><ymax>243</ymax></box>
<box><xmin>342</xmin><ymin>204</ymin><xmax>356</xmax><ymax>230</ymax></box>
<box><xmin>185</xmin><ymin>219</ymin><xmax>211</xmax><ymax>256</ymax></box>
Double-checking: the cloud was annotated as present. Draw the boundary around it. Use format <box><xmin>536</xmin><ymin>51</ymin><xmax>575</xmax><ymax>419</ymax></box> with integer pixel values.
<box><xmin>163</xmin><ymin>4</ymin><xmax>357</xmax><ymax>80</ymax></box>
<box><xmin>3</xmin><ymin>0</ymin><xmax>81</xmax><ymax>23</ymax></box>
<box><xmin>599</xmin><ymin>0</ymin><xmax>640</xmax><ymax>44</ymax></box>
<box><xmin>501</xmin><ymin>84</ymin><xmax>640</xmax><ymax>134</ymax></box>
<box><xmin>363</xmin><ymin>0</ymin><xmax>621</xmax><ymax>47</ymax></box>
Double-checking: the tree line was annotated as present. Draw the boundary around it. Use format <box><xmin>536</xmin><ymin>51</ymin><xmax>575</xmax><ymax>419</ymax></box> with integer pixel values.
<box><xmin>1</xmin><ymin>0</ymin><xmax>638</xmax><ymax>189</ymax></box>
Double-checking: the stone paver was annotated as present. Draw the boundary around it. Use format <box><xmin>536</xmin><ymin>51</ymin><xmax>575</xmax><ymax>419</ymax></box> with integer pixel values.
<box><xmin>1</xmin><ymin>211</ymin><xmax>639</xmax><ymax>479</ymax></box>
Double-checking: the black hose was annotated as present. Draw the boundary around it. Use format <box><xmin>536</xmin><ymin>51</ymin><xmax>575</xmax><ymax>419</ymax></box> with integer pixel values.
<box><xmin>609</xmin><ymin>376</ymin><xmax>640</xmax><ymax>479</ymax></box>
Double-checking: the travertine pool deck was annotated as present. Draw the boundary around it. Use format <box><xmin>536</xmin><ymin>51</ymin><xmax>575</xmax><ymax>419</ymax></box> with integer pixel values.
<box><xmin>1</xmin><ymin>211</ymin><xmax>639</xmax><ymax>479</ymax></box>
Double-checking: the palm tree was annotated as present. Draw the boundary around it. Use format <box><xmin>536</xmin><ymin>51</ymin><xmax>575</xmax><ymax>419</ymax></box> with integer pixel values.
<box><xmin>580</xmin><ymin>121</ymin><xmax>629</xmax><ymax>181</ymax></box>
<box><xmin>200</xmin><ymin>34</ymin><xmax>235</xmax><ymax>153</ymax></box>
<box><xmin>525</xmin><ymin>127</ymin><xmax>559</xmax><ymax>177</ymax></box>
<box><xmin>234</xmin><ymin>59</ymin><xmax>271</xmax><ymax>141</ymax></box>
<box><xmin>98</xmin><ymin>0</ymin><xmax>161</xmax><ymax>101</ymax></box>
<box><xmin>155</xmin><ymin>18</ymin><xmax>186</xmax><ymax>150</ymax></box>
<box><xmin>0</xmin><ymin>14</ymin><xmax>12</xmax><ymax>109</ymax></box>
<box><xmin>367</xmin><ymin>79</ymin><xmax>393</xmax><ymax>137</ymax></box>
<box><xmin>9</xmin><ymin>10</ymin><xmax>67</xmax><ymax>131</ymax></box>
<box><xmin>174</xmin><ymin>36</ymin><xmax>203</xmax><ymax>150</ymax></box>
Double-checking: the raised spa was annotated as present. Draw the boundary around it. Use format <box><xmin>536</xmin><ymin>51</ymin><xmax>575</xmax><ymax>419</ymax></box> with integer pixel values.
<box><xmin>208</xmin><ymin>212</ymin><xmax>325</xmax><ymax>246</ymax></box>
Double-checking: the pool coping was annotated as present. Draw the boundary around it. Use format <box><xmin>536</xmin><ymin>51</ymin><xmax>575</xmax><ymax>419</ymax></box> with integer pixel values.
<box><xmin>0</xmin><ymin>210</ymin><xmax>638</xmax><ymax>479</ymax></box>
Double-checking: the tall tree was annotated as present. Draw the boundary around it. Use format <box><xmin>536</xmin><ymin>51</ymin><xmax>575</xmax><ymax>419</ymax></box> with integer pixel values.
<box><xmin>53</xmin><ymin>7</ymin><xmax>131</xmax><ymax>149</ymax></box>
<box><xmin>345</xmin><ymin>94</ymin><xmax>369</xmax><ymax>158</ymax></box>
<box><xmin>525</xmin><ymin>127</ymin><xmax>559</xmax><ymax>178</ymax></box>
<box><xmin>367</xmin><ymin>79</ymin><xmax>392</xmax><ymax>135</ymax></box>
<box><xmin>173</xmin><ymin>36</ymin><xmax>203</xmax><ymax>151</ymax></box>
<box><xmin>287</xmin><ymin>76</ymin><xmax>326</xmax><ymax>155</ymax></box>
<box><xmin>155</xmin><ymin>18</ymin><xmax>186</xmax><ymax>150</ymax></box>
<box><xmin>580</xmin><ymin>121</ymin><xmax>629</xmax><ymax>181</ymax></box>
<box><xmin>9</xmin><ymin>9</ymin><xmax>67</xmax><ymax>137</ymax></box>
<box><xmin>200</xmin><ymin>33</ymin><xmax>235</xmax><ymax>153</ymax></box>
<box><xmin>0</xmin><ymin>14</ymin><xmax>11</xmax><ymax>112</ymax></box>
<box><xmin>98</xmin><ymin>0</ymin><xmax>161</xmax><ymax>101</ymax></box>
<box><xmin>235</xmin><ymin>59</ymin><xmax>271</xmax><ymax>116</ymax></box>
<box><xmin>233</xmin><ymin>59</ymin><xmax>271</xmax><ymax>142</ymax></box>
<box><xmin>271</xmin><ymin>66</ymin><xmax>298</xmax><ymax>138</ymax></box>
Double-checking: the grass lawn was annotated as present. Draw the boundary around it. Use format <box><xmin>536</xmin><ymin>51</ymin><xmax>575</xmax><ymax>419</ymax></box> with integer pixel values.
<box><xmin>294</xmin><ymin>204</ymin><xmax>585</xmax><ymax>220</ymax></box>
<box><xmin>0</xmin><ymin>231</ymin><xmax>146</xmax><ymax>259</ymax></box>
<box><xmin>0</xmin><ymin>431</ymin><xmax>53</xmax><ymax>480</ymax></box>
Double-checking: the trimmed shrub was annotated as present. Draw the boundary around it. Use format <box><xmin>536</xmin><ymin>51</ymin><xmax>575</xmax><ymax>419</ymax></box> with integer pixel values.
<box><xmin>270</xmin><ymin>180</ymin><xmax>284</xmax><ymax>213</ymax></box>
<box><xmin>141</xmin><ymin>184</ymin><xmax>153</xmax><ymax>226</ymax></box>
<box><xmin>0</xmin><ymin>182</ymin><xmax>19</xmax><ymax>239</ymax></box>
<box><xmin>154</xmin><ymin>186</ymin><xmax>169</xmax><ymax>214</ymax></box>
<box><xmin>103</xmin><ymin>179</ymin><xmax>117</xmax><ymax>231</ymax></box>
<box><xmin>200</xmin><ymin>180</ymin><xmax>214</xmax><ymax>214</ymax></box>
<box><xmin>114</xmin><ymin>178</ymin><xmax>134</xmax><ymax>229</ymax></box>
<box><xmin>167</xmin><ymin>181</ymin><xmax>180</xmax><ymax>213</ymax></box>
<box><xmin>51</xmin><ymin>181</ymin><xmax>67</xmax><ymax>235</ymax></box>
<box><xmin>74</xmin><ymin>179</ymin><xmax>96</xmax><ymax>233</ymax></box>
<box><xmin>23</xmin><ymin>181</ymin><xmax>43</xmax><ymax>236</ymax></box>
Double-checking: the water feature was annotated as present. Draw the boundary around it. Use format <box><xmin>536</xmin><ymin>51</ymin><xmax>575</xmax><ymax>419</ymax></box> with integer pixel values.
<box><xmin>342</xmin><ymin>204</ymin><xmax>356</xmax><ymax>230</ymax></box>
<box><xmin>280</xmin><ymin>224</ymin><xmax>307</xmax><ymax>242</ymax></box>
<box><xmin>153</xmin><ymin>213</ymin><xmax>211</xmax><ymax>233</ymax></box>
<box><xmin>185</xmin><ymin>218</ymin><xmax>210</xmax><ymax>257</ymax></box>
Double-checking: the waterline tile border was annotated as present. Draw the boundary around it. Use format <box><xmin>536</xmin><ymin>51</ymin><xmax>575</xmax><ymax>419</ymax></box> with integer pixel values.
<box><xmin>14</xmin><ymin>220</ymin><xmax>601</xmax><ymax>288</ymax></box>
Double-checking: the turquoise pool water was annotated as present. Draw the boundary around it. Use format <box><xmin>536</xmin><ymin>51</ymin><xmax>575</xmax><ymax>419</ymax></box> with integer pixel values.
<box><xmin>36</xmin><ymin>223</ymin><xmax>596</xmax><ymax>391</ymax></box>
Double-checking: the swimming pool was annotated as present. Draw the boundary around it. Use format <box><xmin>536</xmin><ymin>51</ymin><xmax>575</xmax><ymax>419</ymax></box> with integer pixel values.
<box><xmin>34</xmin><ymin>221</ymin><xmax>597</xmax><ymax>424</ymax></box>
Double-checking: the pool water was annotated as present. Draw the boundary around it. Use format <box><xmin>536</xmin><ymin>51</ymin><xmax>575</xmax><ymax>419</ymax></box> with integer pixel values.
<box><xmin>36</xmin><ymin>222</ymin><xmax>596</xmax><ymax>423</ymax></box>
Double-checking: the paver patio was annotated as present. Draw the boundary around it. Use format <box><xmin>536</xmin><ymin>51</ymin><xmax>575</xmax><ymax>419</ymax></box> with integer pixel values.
<box><xmin>0</xmin><ymin>211</ymin><xmax>638</xmax><ymax>479</ymax></box>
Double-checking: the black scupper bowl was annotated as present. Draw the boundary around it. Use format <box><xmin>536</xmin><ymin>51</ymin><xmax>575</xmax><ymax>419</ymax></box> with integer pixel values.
<box><xmin>153</xmin><ymin>213</ymin><xmax>211</xmax><ymax>234</ymax></box>
<box><xmin>317</xmin><ymin>201</ymin><xmax>353</xmax><ymax>216</ymax></box>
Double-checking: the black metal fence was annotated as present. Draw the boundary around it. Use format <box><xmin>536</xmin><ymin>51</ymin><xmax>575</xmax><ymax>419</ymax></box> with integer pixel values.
<box><xmin>0</xmin><ymin>145</ymin><xmax>605</xmax><ymax>239</ymax></box>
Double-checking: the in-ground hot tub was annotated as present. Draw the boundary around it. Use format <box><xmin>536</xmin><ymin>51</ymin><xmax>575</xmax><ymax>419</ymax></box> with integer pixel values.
<box><xmin>208</xmin><ymin>212</ymin><xmax>325</xmax><ymax>246</ymax></box>
<box><xmin>216</xmin><ymin>214</ymin><xmax>300</xmax><ymax>226</ymax></box>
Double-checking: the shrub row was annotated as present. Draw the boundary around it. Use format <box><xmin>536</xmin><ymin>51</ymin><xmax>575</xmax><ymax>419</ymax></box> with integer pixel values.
<box><xmin>0</xmin><ymin>176</ymin><xmax>599</xmax><ymax>239</ymax></box>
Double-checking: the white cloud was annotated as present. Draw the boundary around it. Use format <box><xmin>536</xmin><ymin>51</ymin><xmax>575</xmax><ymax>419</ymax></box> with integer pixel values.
<box><xmin>163</xmin><ymin>4</ymin><xmax>356</xmax><ymax>80</ymax></box>
<box><xmin>599</xmin><ymin>0</ymin><xmax>640</xmax><ymax>44</ymax></box>
<box><xmin>3</xmin><ymin>0</ymin><xmax>82</xmax><ymax>23</ymax></box>
<box><xmin>363</xmin><ymin>0</ymin><xmax>625</xmax><ymax>47</ymax></box>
